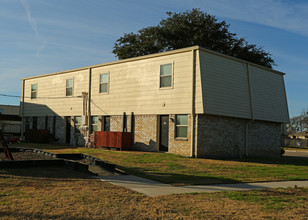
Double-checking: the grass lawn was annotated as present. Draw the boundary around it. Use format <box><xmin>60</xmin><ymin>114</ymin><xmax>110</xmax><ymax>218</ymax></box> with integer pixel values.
<box><xmin>0</xmin><ymin>167</ymin><xmax>307</xmax><ymax>219</ymax></box>
<box><xmin>9</xmin><ymin>143</ymin><xmax>308</xmax><ymax>185</ymax></box>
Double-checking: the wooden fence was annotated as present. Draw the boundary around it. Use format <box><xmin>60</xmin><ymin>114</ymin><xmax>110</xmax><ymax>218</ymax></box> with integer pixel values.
<box><xmin>284</xmin><ymin>138</ymin><xmax>308</xmax><ymax>148</ymax></box>
<box><xmin>94</xmin><ymin>131</ymin><xmax>131</xmax><ymax>150</ymax></box>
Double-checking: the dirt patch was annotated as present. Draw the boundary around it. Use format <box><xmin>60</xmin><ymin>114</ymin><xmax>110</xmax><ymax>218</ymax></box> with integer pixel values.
<box><xmin>0</xmin><ymin>152</ymin><xmax>57</xmax><ymax>161</ymax></box>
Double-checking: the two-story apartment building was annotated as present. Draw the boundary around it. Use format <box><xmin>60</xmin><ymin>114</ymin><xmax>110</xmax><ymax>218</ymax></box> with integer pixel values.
<box><xmin>20</xmin><ymin>46</ymin><xmax>289</xmax><ymax>158</ymax></box>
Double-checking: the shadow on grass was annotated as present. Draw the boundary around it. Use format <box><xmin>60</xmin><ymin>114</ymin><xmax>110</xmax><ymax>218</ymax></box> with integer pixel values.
<box><xmin>115</xmin><ymin>165</ymin><xmax>240</xmax><ymax>185</ymax></box>
<box><xmin>203</xmin><ymin>156</ymin><xmax>308</xmax><ymax>167</ymax></box>
<box><xmin>0</xmin><ymin>167</ymin><xmax>93</xmax><ymax>180</ymax></box>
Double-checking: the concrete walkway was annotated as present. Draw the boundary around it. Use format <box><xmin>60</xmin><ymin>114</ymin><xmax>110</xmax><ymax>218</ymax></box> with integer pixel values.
<box><xmin>284</xmin><ymin>150</ymin><xmax>308</xmax><ymax>158</ymax></box>
<box><xmin>96</xmin><ymin>175</ymin><xmax>308</xmax><ymax>197</ymax></box>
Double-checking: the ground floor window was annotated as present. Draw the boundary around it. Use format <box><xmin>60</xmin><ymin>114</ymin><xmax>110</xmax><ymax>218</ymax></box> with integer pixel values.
<box><xmin>91</xmin><ymin>116</ymin><xmax>98</xmax><ymax>133</ymax></box>
<box><xmin>175</xmin><ymin>114</ymin><xmax>188</xmax><ymax>138</ymax></box>
<box><xmin>74</xmin><ymin>116</ymin><xmax>81</xmax><ymax>133</ymax></box>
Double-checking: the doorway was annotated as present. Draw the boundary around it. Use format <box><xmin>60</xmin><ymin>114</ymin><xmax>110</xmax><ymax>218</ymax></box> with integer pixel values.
<box><xmin>159</xmin><ymin>115</ymin><xmax>169</xmax><ymax>151</ymax></box>
<box><xmin>65</xmin><ymin>116</ymin><xmax>71</xmax><ymax>144</ymax></box>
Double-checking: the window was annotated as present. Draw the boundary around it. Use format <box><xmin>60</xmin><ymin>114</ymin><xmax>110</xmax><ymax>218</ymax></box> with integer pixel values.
<box><xmin>160</xmin><ymin>63</ymin><xmax>172</xmax><ymax>88</ymax></box>
<box><xmin>99</xmin><ymin>73</ymin><xmax>109</xmax><ymax>93</ymax></box>
<box><xmin>66</xmin><ymin>79</ymin><xmax>73</xmax><ymax>96</ymax></box>
<box><xmin>74</xmin><ymin>116</ymin><xmax>81</xmax><ymax>133</ymax></box>
<box><xmin>175</xmin><ymin>115</ymin><xmax>188</xmax><ymax>138</ymax></box>
<box><xmin>91</xmin><ymin>116</ymin><xmax>98</xmax><ymax>133</ymax></box>
<box><xmin>31</xmin><ymin>84</ymin><xmax>37</xmax><ymax>99</ymax></box>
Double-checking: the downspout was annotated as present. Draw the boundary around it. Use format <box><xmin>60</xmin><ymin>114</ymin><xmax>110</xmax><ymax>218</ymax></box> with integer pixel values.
<box><xmin>191</xmin><ymin>49</ymin><xmax>196</xmax><ymax>158</ymax></box>
<box><xmin>87</xmin><ymin>68</ymin><xmax>92</xmax><ymax>137</ymax></box>
<box><xmin>21</xmin><ymin>79</ymin><xmax>25</xmax><ymax>141</ymax></box>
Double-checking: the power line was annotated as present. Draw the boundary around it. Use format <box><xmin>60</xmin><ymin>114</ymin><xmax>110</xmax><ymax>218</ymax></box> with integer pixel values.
<box><xmin>0</xmin><ymin>93</ymin><xmax>82</xmax><ymax>99</ymax></box>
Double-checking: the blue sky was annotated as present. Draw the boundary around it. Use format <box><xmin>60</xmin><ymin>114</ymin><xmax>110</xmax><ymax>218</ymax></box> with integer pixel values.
<box><xmin>0</xmin><ymin>0</ymin><xmax>307</xmax><ymax>117</ymax></box>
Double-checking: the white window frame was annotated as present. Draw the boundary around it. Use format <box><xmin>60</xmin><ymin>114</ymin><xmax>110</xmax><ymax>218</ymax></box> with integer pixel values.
<box><xmin>31</xmin><ymin>84</ymin><xmax>37</xmax><ymax>99</ymax></box>
<box><xmin>99</xmin><ymin>73</ymin><xmax>109</xmax><ymax>94</ymax></box>
<box><xmin>66</xmin><ymin>79</ymin><xmax>74</xmax><ymax>96</ymax></box>
<box><xmin>159</xmin><ymin>63</ymin><xmax>174</xmax><ymax>89</ymax></box>
<box><xmin>91</xmin><ymin>116</ymin><xmax>98</xmax><ymax>133</ymax></box>
<box><xmin>175</xmin><ymin>114</ymin><xmax>188</xmax><ymax>139</ymax></box>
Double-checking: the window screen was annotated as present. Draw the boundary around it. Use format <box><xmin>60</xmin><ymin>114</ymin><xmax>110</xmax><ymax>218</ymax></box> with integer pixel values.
<box><xmin>99</xmin><ymin>73</ymin><xmax>109</xmax><ymax>93</ymax></box>
<box><xmin>160</xmin><ymin>64</ymin><xmax>172</xmax><ymax>88</ymax></box>
<box><xmin>175</xmin><ymin>115</ymin><xmax>188</xmax><ymax>138</ymax></box>
<box><xmin>31</xmin><ymin>84</ymin><xmax>37</xmax><ymax>99</ymax></box>
<box><xmin>66</xmin><ymin>79</ymin><xmax>73</xmax><ymax>96</ymax></box>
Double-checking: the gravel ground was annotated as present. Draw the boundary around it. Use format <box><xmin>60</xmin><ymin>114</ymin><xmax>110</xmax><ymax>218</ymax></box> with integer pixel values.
<box><xmin>0</xmin><ymin>152</ymin><xmax>57</xmax><ymax>161</ymax></box>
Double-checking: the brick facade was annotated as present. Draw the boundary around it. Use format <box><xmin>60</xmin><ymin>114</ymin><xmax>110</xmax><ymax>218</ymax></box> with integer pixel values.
<box><xmin>247</xmin><ymin>120</ymin><xmax>281</xmax><ymax>157</ymax></box>
<box><xmin>55</xmin><ymin>116</ymin><xmax>65</xmax><ymax>144</ymax></box>
<box><xmin>168</xmin><ymin>114</ymin><xmax>191</xmax><ymax>157</ymax></box>
<box><xmin>133</xmin><ymin>115</ymin><xmax>157</xmax><ymax>151</ymax></box>
<box><xmin>110</xmin><ymin>115</ymin><xmax>123</xmax><ymax>132</ymax></box>
<box><xmin>196</xmin><ymin>114</ymin><xmax>282</xmax><ymax>158</ymax></box>
<box><xmin>22</xmin><ymin>113</ymin><xmax>283</xmax><ymax>158</ymax></box>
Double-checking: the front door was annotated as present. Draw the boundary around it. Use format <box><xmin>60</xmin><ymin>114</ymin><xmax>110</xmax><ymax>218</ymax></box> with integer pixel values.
<box><xmin>159</xmin><ymin>115</ymin><xmax>169</xmax><ymax>151</ymax></box>
<box><xmin>65</xmin><ymin>116</ymin><xmax>71</xmax><ymax>144</ymax></box>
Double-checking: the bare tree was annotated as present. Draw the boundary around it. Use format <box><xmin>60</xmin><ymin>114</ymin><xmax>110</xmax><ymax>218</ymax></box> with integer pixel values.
<box><xmin>287</xmin><ymin>108</ymin><xmax>308</xmax><ymax>134</ymax></box>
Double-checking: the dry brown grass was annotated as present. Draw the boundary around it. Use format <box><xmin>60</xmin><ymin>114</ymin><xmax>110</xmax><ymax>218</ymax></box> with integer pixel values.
<box><xmin>0</xmin><ymin>167</ymin><xmax>307</xmax><ymax>219</ymax></box>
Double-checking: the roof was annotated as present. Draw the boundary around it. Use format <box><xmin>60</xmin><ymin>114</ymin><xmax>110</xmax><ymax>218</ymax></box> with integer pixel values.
<box><xmin>289</xmin><ymin>130</ymin><xmax>308</xmax><ymax>136</ymax></box>
<box><xmin>0</xmin><ymin>105</ymin><xmax>20</xmax><ymax>115</ymax></box>
<box><xmin>22</xmin><ymin>46</ymin><xmax>285</xmax><ymax>81</ymax></box>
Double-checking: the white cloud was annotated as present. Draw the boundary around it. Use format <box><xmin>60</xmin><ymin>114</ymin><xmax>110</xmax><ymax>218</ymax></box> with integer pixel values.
<box><xmin>20</xmin><ymin>0</ymin><xmax>39</xmax><ymax>37</ymax></box>
<box><xmin>20</xmin><ymin>0</ymin><xmax>47</xmax><ymax>56</ymax></box>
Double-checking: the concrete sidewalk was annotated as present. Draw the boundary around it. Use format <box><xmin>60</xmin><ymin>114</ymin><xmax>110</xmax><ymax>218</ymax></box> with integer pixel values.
<box><xmin>96</xmin><ymin>175</ymin><xmax>308</xmax><ymax>197</ymax></box>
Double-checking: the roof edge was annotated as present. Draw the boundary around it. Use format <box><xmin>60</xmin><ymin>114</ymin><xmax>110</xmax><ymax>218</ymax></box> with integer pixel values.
<box><xmin>22</xmin><ymin>46</ymin><xmax>200</xmax><ymax>80</ymax></box>
<box><xmin>198</xmin><ymin>47</ymin><xmax>285</xmax><ymax>76</ymax></box>
<box><xmin>22</xmin><ymin>45</ymin><xmax>285</xmax><ymax>80</ymax></box>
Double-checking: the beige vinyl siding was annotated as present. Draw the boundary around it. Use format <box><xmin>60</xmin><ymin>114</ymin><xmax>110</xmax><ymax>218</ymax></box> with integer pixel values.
<box><xmin>91</xmin><ymin>51</ymin><xmax>200</xmax><ymax>115</ymax></box>
<box><xmin>21</xmin><ymin>46</ymin><xmax>288</xmax><ymax>123</ymax></box>
<box><xmin>200</xmin><ymin>51</ymin><xmax>252</xmax><ymax>119</ymax></box>
<box><xmin>249</xmin><ymin>66</ymin><xmax>289</xmax><ymax>123</ymax></box>
<box><xmin>194</xmin><ymin>51</ymin><xmax>204</xmax><ymax>114</ymax></box>
<box><xmin>23</xmin><ymin>69</ymin><xmax>89</xmax><ymax>116</ymax></box>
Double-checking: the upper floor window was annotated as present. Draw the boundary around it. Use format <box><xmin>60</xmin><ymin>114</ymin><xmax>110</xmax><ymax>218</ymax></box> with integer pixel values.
<box><xmin>175</xmin><ymin>114</ymin><xmax>188</xmax><ymax>138</ymax></box>
<box><xmin>160</xmin><ymin>63</ymin><xmax>172</xmax><ymax>88</ymax></box>
<box><xmin>99</xmin><ymin>73</ymin><xmax>109</xmax><ymax>93</ymax></box>
<box><xmin>66</xmin><ymin>79</ymin><xmax>73</xmax><ymax>96</ymax></box>
<box><xmin>31</xmin><ymin>84</ymin><xmax>37</xmax><ymax>99</ymax></box>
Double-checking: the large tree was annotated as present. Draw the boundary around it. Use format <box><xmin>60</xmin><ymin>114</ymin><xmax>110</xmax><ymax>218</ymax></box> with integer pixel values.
<box><xmin>113</xmin><ymin>9</ymin><xmax>275</xmax><ymax>68</ymax></box>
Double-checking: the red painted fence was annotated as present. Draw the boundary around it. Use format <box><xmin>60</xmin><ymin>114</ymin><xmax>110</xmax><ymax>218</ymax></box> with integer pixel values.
<box><xmin>94</xmin><ymin>131</ymin><xmax>131</xmax><ymax>150</ymax></box>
